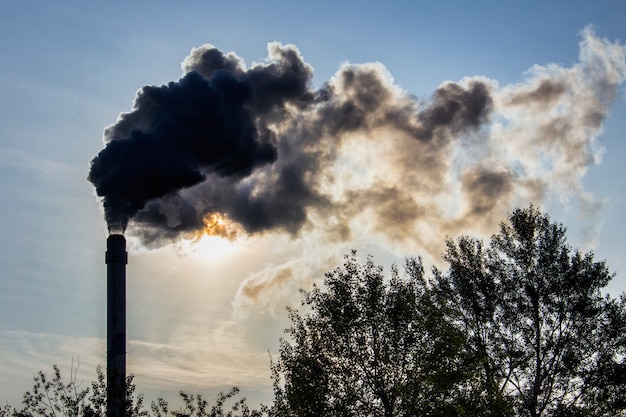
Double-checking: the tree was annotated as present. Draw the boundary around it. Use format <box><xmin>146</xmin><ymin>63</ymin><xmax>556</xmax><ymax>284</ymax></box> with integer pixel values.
<box><xmin>3</xmin><ymin>364</ymin><xmax>266</xmax><ymax>417</ymax></box>
<box><xmin>434</xmin><ymin>206</ymin><xmax>626</xmax><ymax>417</ymax></box>
<box><xmin>150</xmin><ymin>387</ymin><xmax>267</xmax><ymax>417</ymax></box>
<box><xmin>7</xmin><ymin>363</ymin><xmax>147</xmax><ymax>417</ymax></box>
<box><xmin>270</xmin><ymin>252</ymin><xmax>485</xmax><ymax>417</ymax></box>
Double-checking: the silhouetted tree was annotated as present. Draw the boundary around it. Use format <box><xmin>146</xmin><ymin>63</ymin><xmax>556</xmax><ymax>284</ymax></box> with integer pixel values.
<box><xmin>3</xmin><ymin>364</ymin><xmax>266</xmax><ymax>417</ymax></box>
<box><xmin>6</xmin><ymin>364</ymin><xmax>146</xmax><ymax>417</ymax></box>
<box><xmin>270</xmin><ymin>252</ymin><xmax>485</xmax><ymax>417</ymax></box>
<box><xmin>433</xmin><ymin>206</ymin><xmax>626</xmax><ymax>417</ymax></box>
<box><xmin>150</xmin><ymin>387</ymin><xmax>267</xmax><ymax>417</ymax></box>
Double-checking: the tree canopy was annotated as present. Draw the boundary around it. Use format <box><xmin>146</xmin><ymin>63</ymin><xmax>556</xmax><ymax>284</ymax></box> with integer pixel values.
<box><xmin>433</xmin><ymin>206</ymin><xmax>626</xmax><ymax>416</ymax></box>
<box><xmin>270</xmin><ymin>253</ymin><xmax>478</xmax><ymax>416</ymax></box>
<box><xmin>271</xmin><ymin>206</ymin><xmax>626</xmax><ymax>416</ymax></box>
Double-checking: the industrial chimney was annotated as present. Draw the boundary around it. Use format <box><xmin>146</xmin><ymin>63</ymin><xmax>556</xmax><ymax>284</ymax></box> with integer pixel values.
<box><xmin>106</xmin><ymin>234</ymin><xmax>127</xmax><ymax>417</ymax></box>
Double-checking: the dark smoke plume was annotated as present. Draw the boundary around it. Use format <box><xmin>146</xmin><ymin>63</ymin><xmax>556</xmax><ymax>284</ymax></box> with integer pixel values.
<box><xmin>89</xmin><ymin>28</ymin><xmax>625</xmax><ymax>257</ymax></box>
<box><xmin>87</xmin><ymin>44</ymin><xmax>307</xmax><ymax>233</ymax></box>
<box><xmin>88</xmin><ymin>42</ymin><xmax>492</xmax><ymax>240</ymax></box>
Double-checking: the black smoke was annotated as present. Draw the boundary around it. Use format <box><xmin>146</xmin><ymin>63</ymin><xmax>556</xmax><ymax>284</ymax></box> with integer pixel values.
<box><xmin>88</xmin><ymin>44</ymin><xmax>313</xmax><ymax>233</ymax></box>
<box><xmin>88</xmin><ymin>42</ymin><xmax>494</xmax><ymax>242</ymax></box>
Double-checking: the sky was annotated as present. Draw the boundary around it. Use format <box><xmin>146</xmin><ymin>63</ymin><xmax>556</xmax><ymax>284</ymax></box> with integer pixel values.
<box><xmin>1</xmin><ymin>0</ymin><xmax>626</xmax><ymax>409</ymax></box>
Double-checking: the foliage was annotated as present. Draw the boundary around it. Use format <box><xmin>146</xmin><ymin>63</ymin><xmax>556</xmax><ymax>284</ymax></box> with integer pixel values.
<box><xmin>3</xmin><ymin>364</ymin><xmax>265</xmax><ymax>417</ymax></box>
<box><xmin>4</xmin><ymin>363</ymin><xmax>146</xmax><ymax>417</ymax></box>
<box><xmin>150</xmin><ymin>387</ymin><xmax>267</xmax><ymax>417</ymax></box>
<box><xmin>433</xmin><ymin>205</ymin><xmax>626</xmax><ymax>417</ymax></box>
<box><xmin>269</xmin><ymin>251</ymin><xmax>484</xmax><ymax>417</ymax></box>
<box><xmin>271</xmin><ymin>206</ymin><xmax>625</xmax><ymax>416</ymax></box>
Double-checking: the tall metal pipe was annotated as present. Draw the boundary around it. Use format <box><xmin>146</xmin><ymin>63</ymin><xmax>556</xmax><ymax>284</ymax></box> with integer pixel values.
<box><xmin>106</xmin><ymin>234</ymin><xmax>127</xmax><ymax>417</ymax></box>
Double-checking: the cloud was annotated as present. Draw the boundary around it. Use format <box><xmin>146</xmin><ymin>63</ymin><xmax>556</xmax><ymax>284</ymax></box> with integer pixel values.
<box><xmin>0</xmin><ymin>331</ymin><xmax>104</xmax><ymax>406</ymax></box>
<box><xmin>0</xmin><ymin>327</ymin><xmax>273</xmax><ymax>407</ymax></box>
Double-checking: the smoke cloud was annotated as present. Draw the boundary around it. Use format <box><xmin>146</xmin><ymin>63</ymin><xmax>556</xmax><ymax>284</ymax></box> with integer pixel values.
<box><xmin>89</xmin><ymin>26</ymin><xmax>626</xmax><ymax>265</ymax></box>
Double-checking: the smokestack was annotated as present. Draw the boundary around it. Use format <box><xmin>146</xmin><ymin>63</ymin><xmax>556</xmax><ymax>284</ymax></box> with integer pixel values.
<box><xmin>105</xmin><ymin>234</ymin><xmax>127</xmax><ymax>417</ymax></box>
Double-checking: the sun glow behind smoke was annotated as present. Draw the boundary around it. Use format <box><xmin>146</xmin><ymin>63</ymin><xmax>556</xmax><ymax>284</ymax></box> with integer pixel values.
<box><xmin>191</xmin><ymin>235</ymin><xmax>234</xmax><ymax>260</ymax></box>
<box><xmin>187</xmin><ymin>213</ymin><xmax>240</xmax><ymax>260</ymax></box>
<box><xmin>197</xmin><ymin>213</ymin><xmax>240</xmax><ymax>240</ymax></box>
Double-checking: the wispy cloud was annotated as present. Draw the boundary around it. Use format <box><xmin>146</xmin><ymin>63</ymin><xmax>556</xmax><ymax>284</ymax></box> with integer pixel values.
<box><xmin>0</xmin><ymin>326</ymin><xmax>274</xmax><ymax>406</ymax></box>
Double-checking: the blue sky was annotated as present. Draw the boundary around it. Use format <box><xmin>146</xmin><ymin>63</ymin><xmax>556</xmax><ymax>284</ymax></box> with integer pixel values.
<box><xmin>1</xmin><ymin>0</ymin><xmax>625</xmax><ymax>408</ymax></box>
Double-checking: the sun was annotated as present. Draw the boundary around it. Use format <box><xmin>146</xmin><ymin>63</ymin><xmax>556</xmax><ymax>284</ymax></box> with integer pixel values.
<box><xmin>191</xmin><ymin>234</ymin><xmax>234</xmax><ymax>260</ymax></box>
<box><xmin>185</xmin><ymin>212</ymin><xmax>242</xmax><ymax>261</ymax></box>
<box><xmin>197</xmin><ymin>212</ymin><xmax>239</xmax><ymax>240</ymax></box>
